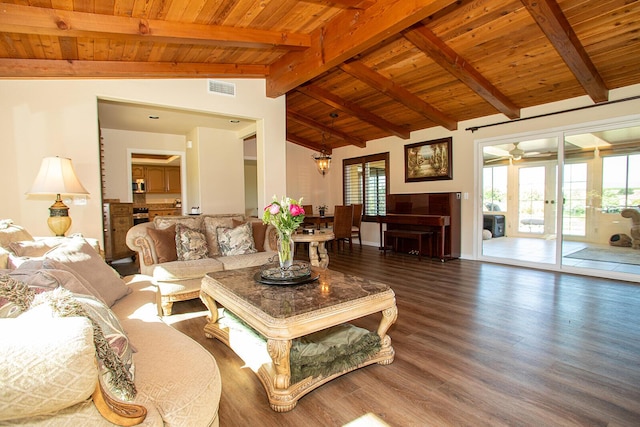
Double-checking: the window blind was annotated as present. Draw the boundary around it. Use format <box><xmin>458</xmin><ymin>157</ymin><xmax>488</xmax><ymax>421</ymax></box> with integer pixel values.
<box><xmin>343</xmin><ymin>152</ymin><xmax>389</xmax><ymax>220</ymax></box>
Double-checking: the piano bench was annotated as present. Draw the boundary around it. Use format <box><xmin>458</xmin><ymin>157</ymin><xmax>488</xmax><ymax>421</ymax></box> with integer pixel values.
<box><xmin>383</xmin><ymin>230</ymin><xmax>433</xmax><ymax>261</ymax></box>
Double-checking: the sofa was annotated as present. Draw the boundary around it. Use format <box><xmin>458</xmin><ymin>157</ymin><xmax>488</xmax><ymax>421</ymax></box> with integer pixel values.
<box><xmin>126</xmin><ymin>214</ymin><xmax>278</xmax><ymax>316</ymax></box>
<box><xmin>0</xmin><ymin>220</ymin><xmax>222</xmax><ymax>426</ymax></box>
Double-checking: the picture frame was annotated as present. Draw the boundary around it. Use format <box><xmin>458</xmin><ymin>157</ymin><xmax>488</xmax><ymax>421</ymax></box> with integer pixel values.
<box><xmin>404</xmin><ymin>137</ymin><xmax>453</xmax><ymax>182</ymax></box>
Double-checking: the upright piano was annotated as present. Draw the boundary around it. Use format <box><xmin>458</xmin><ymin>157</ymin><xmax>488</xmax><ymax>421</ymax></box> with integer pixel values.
<box><xmin>378</xmin><ymin>192</ymin><xmax>461</xmax><ymax>261</ymax></box>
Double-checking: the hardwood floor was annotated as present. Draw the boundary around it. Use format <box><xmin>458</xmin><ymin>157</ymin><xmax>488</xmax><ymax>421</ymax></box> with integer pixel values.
<box><xmin>119</xmin><ymin>246</ymin><xmax>640</xmax><ymax>426</ymax></box>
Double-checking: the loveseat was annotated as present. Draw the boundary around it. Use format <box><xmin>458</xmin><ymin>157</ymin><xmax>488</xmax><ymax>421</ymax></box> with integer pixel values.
<box><xmin>126</xmin><ymin>214</ymin><xmax>278</xmax><ymax>316</ymax></box>
<box><xmin>0</xmin><ymin>220</ymin><xmax>221</xmax><ymax>426</ymax></box>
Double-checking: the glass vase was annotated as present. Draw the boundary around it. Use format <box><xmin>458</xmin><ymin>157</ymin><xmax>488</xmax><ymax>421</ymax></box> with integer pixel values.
<box><xmin>277</xmin><ymin>231</ymin><xmax>295</xmax><ymax>270</ymax></box>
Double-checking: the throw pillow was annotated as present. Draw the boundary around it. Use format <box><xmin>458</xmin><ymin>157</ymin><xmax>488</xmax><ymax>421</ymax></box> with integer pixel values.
<box><xmin>8</xmin><ymin>239</ymin><xmax>61</xmax><ymax>257</ymax></box>
<box><xmin>233</xmin><ymin>219</ymin><xmax>268</xmax><ymax>252</ymax></box>
<box><xmin>203</xmin><ymin>215</ymin><xmax>244</xmax><ymax>257</ymax></box>
<box><xmin>73</xmin><ymin>294</ymin><xmax>136</xmax><ymax>393</ymax></box>
<box><xmin>0</xmin><ymin>219</ymin><xmax>34</xmax><ymax>250</ymax></box>
<box><xmin>175</xmin><ymin>224</ymin><xmax>209</xmax><ymax>261</ymax></box>
<box><xmin>0</xmin><ymin>247</ymin><xmax>8</xmax><ymax>270</ymax></box>
<box><xmin>147</xmin><ymin>224</ymin><xmax>177</xmax><ymax>263</ymax></box>
<box><xmin>0</xmin><ymin>274</ymin><xmax>35</xmax><ymax>318</ymax></box>
<box><xmin>217</xmin><ymin>222</ymin><xmax>257</xmax><ymax>256</ymax></box>
<box><xmin>43</xmin><ymin>238</ymin><xmax>130</xmax><ymax>307</ymax></box>
<box><xmin>11</xmin><ymin>261</ymin><xmax>103</xmax><ymax>300</ymax></box>
<box><xmin>154</xmin><ymin>215</ymin><xmax>202</xmax><ymax>231</ymax></box>
<box><xmin>20</xmin><ymin>287</ymin><xmax>137</xmax><ymax>401</ymax></box>
<box><xmin>0</xmin><ymin>316</ymin><xmax>97</xmax><ymax>421</ymax></box>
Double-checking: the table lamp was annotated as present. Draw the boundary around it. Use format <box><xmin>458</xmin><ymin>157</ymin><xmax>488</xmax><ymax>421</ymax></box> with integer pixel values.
<box><xmin>28</xmin><ymin>156</ymin><xmax>89</xmax><ymax>236</ymax></box>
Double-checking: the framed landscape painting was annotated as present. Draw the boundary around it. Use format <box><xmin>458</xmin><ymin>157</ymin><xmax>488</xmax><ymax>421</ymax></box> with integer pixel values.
<box><xmin>404</xmin><ymin>137</ymin><xmax>453</xmax><ymax>182</ymax></box>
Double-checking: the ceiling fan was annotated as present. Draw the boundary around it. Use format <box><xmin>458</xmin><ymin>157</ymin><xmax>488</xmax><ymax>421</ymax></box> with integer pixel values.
<box><xmin>484</xmin><ymin>142</ymin><xmax>550</xmax><ymax>164</ymax></box>
<box><xmin>509</xmin><ymin>142</ymin><xmax>526</xmax><ymax>160</ymax></box>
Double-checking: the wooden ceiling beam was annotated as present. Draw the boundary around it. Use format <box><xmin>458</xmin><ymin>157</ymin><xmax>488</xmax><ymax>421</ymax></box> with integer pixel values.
<box><xmin>520</xmin><ymin>0</ymin><xmax>608</xmax><ymax>103</ymax></box>
<box><xmin>302</xmin><ymin>0</ymin><xmax>375</xmax><ymax>8</ymax></box>
<box><xmin>0</xmin><ymin>59</ymin><xmax>268</xmax><ymax>78</ymax></box>
<box><xmin>296</xmin><ymin>85</ymin><xmax>410</xmax><ymax>139</ymax></box>
<box><xmin>339</xmin><ymin>61</ymin><xmax>457</xmax><ymax>131</ymax></box>
<box><xmin>286</xmin><ymin>132</ymin><xmax>332</xmax><ymax>154</ymax></box>
<box><xmin>266</xmin><ymin>0</ymin><xmax>460</xmax><ymax>97</ymax></box>
<box><xmin>287</xmin><ymin>110</ymin><xmax>367</xmax><ymax>148</ymax></box>
<box><xmin>0</xmin><ymin>3</ymin><xmax>310</xmax><ymax>50</ymax></box>
<box><xmin>403</xmin><ymin>26</ymin><xmax>521</xmax><ymax>120</ymax></box>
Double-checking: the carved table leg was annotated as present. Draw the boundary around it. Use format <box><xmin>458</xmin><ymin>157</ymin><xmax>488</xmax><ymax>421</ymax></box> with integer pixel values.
<box><xmin>317</xmin><ymin>241</ymin><xmax>329</xmax><ymax>268</ymax></box>
<box><xmin>267</xmin><ymin>339</ymin><xmax>292</xmax><ymax>390</ymax></box>
<box><xmin>376</xmin><ymin>304</ymin><xmax>398</xmax><ymax>364</ymax></box>
<box><xmin>199</xmin><ymin>292</ymin><xmax>220</xmax><ymax>339</ymax></box>
<box><xmin>308</xmin><ymin>241</ymin><xmax>320</xmax><ymax>267</ymax></box>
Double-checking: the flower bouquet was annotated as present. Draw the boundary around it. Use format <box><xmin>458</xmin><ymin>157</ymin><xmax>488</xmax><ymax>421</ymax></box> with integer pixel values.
<box><xmin>262</xmin><ymin>195</ymin><xmax>306</xmax><ymax>269</ymax></box>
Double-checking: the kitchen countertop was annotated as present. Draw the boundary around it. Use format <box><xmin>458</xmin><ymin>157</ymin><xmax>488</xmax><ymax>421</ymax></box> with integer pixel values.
<box><xmin>146</xmin><ymin>204</ymin><xmax>181</xmax><ymax>211</ymax></box>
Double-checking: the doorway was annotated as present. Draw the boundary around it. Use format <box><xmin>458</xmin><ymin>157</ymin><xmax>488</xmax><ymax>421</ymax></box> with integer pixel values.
<box><xmin>515</xmin><ymin>162</ymin><xmax>557</xmax><ymax>237</ymax></box>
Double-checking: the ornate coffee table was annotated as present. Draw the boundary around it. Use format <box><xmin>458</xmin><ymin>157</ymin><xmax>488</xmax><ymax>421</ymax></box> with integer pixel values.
<box><xmin>200</xmin><ymin>266</ymin><xmax>397</xmax><ymax>412</ymax></box>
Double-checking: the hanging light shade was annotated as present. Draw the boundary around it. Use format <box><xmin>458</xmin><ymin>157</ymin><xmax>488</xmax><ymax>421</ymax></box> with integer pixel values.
<box><xmin>312</xmin><ymin>112</ymin><xmax>337</xmax><ymax>177</ymax></box>
<box><xmin>313</xmin><ymin>151</ymin><xmax>332</xmax><ymax>176</ymax></box>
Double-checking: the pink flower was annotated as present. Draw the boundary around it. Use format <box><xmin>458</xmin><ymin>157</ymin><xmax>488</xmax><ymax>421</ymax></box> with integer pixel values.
<box><xmin>290</xmin><ymin>204</ymin><xmax>304</xmax><ymax>216</ymax></box>
<box><xmin>267</xmin><ymin>204</ymin><xmax>280</xmax><ymax>215</ymax></box>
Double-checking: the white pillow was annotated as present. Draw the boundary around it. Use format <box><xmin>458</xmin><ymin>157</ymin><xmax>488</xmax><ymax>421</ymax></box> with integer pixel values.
<box><xmin>0</xmin><ymin>317</ymin><xmax>97</xmax><ymax>421</ymax></box>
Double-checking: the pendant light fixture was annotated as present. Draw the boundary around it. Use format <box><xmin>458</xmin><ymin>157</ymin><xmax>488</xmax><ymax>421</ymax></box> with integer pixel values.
<box><xmin>313</xmin><ymin>112</ymin><xmax>338</xmax><ymax>177</ymax></box>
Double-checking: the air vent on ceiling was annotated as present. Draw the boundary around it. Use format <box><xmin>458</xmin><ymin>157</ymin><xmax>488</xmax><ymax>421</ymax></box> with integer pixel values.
<box><xmin>208</xmin><ymin>79</ymin><xmax>236</xmax><ymax>97</ymax></box>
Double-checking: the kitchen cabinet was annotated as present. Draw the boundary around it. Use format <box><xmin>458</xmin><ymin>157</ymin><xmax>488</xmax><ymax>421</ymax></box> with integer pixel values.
<box><xmin>145</xmin><ymin>166</ymin><xmax>165</xmax><ymax>193</ymax></box>
<box><xmin>149</xmin><ymin>209</ymin><xmax>181</xmax><ymax>218</ymax></box>
<box><xmin>132</xmin><ymin>165</ymin><xmax>145</xmax><ymax>179</ymax></box>
<box><xmin>103</xmin><ymin>202</ymin><xmax>135</xmax><ymax>262</ymax></box>
<box><xmin>165</xmin><ymin>167</ymin><xmax>181</xmax><ymax>193</ymax></box>
<box><xmin>143</xmin><ymin>166</ymin><xmax>181</xmax><ymax>194</ymax></box>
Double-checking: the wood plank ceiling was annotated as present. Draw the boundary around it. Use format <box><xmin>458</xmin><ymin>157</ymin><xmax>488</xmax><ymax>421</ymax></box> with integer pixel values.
<box><xmin>1</xmin><ymin>0</ymin><xmax>639</xmax><ymax>154</ymax></box>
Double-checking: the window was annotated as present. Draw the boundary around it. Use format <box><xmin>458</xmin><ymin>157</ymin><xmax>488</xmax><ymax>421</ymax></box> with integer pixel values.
<box><xmin>344</xmin><ymin>153</ymin><xmax>389</xmax><ymax>220</ymax></box>
<box><xmin>482</xmin><ymin>166</ymin><xmax>507</xmax><ymax>212</ymax></box>
<box><xmin>602</xmin><ymin>154</ymin><xmax>640</xmax><ymax>213</ymax></box>
<box><xmin>562</xmin><ymin>163</ymin><xmax>587</xmax><ymax>236</ymax></box>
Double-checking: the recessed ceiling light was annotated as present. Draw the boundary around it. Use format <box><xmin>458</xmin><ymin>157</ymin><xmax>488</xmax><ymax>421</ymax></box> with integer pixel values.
<box><xmin>148</xmin><ymin>115</ymin><xmax>159</xmax><ymax>120</ymax></box>
<box><xmin>229</xmin><ymin>119</ymin><xmax>240</xmax><ymax>123</ymax></box>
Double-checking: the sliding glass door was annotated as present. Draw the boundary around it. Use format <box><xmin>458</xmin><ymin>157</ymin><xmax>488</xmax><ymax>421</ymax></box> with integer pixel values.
<box><xmin>480</xmin><ymin>122</ymin><xmax>640</xmax><ymax>280</ymax></box>
<box><xmin>481</xmin><ymin>137</ymin><xmax>558</xmax><ymax>264</ymax></box>
<box><xmin>561</xmin><ymin>125</ymin><xmax>640</xmax><ymax>275</ymax></box>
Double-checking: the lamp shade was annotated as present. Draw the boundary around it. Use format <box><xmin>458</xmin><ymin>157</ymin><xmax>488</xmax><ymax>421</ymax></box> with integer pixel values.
<box><xmin>313</xmin><ymin>152</ymin><xmax>331</xmax><ymax>176</ymax></box>
<box><xmin>28</xmin><ymin>157</ymin><xmax>89</xmax><ymax>195</ymax></box>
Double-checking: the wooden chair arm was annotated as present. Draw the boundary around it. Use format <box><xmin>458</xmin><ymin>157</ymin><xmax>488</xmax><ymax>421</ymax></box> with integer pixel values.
<box><xmin>92</xmin><ymin>381</ymin><xmax>147</xmax><ymax>426</ymax></box>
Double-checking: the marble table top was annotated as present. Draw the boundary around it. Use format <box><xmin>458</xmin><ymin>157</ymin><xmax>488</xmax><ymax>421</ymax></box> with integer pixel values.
<box><xmin>204</xmin><ymin>266</ymin><xmax>392</xmax><ymax>320</ymax></box>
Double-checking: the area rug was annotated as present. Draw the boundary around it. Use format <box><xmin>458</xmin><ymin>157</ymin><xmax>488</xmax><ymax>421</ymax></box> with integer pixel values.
<box><xmin>565</xmin><ymin>247</ymin><xmax>640</xmax><ymax>266</ymax></box>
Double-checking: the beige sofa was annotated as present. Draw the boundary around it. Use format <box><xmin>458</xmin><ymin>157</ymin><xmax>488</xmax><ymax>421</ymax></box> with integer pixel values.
<box><xmin>0</xmin><ymin>221</ymin><xmax>221</xmax><ymax>426</ymax></box>
<box><xmin>126</xmin><ymin>214</ymin><xmax>278</xmax><ymax>316</ymax></box>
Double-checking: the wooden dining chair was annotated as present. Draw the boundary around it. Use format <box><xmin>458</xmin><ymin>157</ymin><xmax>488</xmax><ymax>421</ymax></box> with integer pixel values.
<box><xmin>351</xmin><ymin>204</ymin><xmax>363</xmax><ymax>248</ymax></box>
<box><xmin>301</xmin><ymin>204</ymin><xmax>315</xmax><ymax>228</ymax></box>
<box><xmin>331</xmin><ymin>205</ymin><xmax>354</xmax><ymax>251</ymax></box>
<box><xmin>302</xmin><ymin>205</ymin><xmax>313</xmax><ymax>216</ymax></box>
<box><xmin>296</xmin><ymin>204</ymin><xmax>315</xmax><ymax>252</ymax></box>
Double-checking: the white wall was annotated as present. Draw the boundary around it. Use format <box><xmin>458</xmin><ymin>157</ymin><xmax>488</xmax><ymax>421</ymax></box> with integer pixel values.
<box><xmin>286</xmin><ymin>143</ymin><xmax>334</xmax><ymax>214</ymax></box>
<box><xmin>186</xmin><ymin>128</ymin><xmax>201</xmax><ymax>212</ymax></box>
<box><xmin>244</xmin><ymin>160</ymin><xmax>258</xmax><ymax>217</ymax></box>
<box><xmin>195</xmin><ymin>127</ymin><xmax>246</xmax><ymax>214</ymax></box>
<box><xmin>0</xmin><ymin>79</ymin><xmax>286</xmax><ymax>241</ymax></box>
<box><xmin>285</xmin><ymin>84</ymin><xmax>640</xmax><ymax>257</ymax></box>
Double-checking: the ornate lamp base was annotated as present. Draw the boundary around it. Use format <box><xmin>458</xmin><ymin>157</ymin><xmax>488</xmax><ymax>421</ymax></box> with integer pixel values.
<box><xmin>47</xmin><ymin>194</ymin><xmax>71</xmax><ymax>236</ymax></box>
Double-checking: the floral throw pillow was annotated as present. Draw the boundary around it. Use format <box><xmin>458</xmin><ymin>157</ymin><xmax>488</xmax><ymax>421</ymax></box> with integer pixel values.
<box><xmin>175</xmin><ymin>224</ymin><xmax>209</xmax><ymax>261</ymax></box>
<box><xmin>217</xmin><ymin>222</ymin><xmax>257</xmax><ymax>256</ymax></box>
